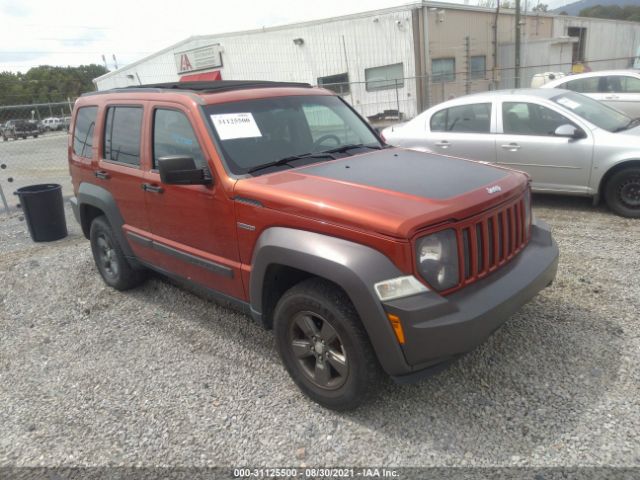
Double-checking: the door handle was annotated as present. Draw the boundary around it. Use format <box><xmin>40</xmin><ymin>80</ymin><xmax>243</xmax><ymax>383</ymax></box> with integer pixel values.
<box><xmin>94</xmin><ymin>170</ymin><xmax>110</xmax><ymax>180</ymax></box>
<box><xmin>501</xmin><ymin>143</ymin><xmax>521</xmax><ymax>151</ymax></box>
<box><xmin>604</xmin><ymin>95</ymin><xmax>619</xmax><ymax>100</ymax></box>
<box><xmin>434</xmin><ymin>141</ymin><xmax>450</xmax><ymax>148</ymax></box>
<box><xmin>142</xmin><ymin>183</ymin><xmax>164</xmax><ymax>194</ymax></box>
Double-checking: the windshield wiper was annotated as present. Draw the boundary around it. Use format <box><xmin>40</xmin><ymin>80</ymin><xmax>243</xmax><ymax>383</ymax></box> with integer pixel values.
<box><xmin>322</xmin><ymin>143</ymin><xmax>383</xmax><ymax>154</ymax></box>
<box><xmin>614</xmin><ymin>117</ymin><xmax>640</xmax><ymax>132</ymax></box>
<box><xmin>247</xmin><ymin>152</ymin><xmax>336</xmax><ymax>174</ymax></box>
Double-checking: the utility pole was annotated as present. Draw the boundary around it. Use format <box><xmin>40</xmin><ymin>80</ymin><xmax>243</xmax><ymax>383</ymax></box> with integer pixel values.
<box><xmin>465</xmin><ymin>36</ymin><xmax>471</xmax><ymax>94</ymax></box>
<box><xmin>515</xmin><ymin>0</ymin><xmax>521</xmax><ymax>88</ymax></box>
<box><xmin>492</xmin><ymin>0</ymin><xmax>501</xmax><ymax>90</ymax></box>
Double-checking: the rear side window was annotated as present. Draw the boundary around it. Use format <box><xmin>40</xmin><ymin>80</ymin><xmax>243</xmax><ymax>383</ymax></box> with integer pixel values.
<box><xmin>72</xmin><ymin>107</ymin><xmax>97</xmax><ymax>158</ymax></box>
<box><xmin>104</xmin><ymin>106</ymin><xmax>143</xmax><ymax>166</ymax></box>
<box><xmin>430</xmin><ymin>103</ymin><xmax>491</xmax><ymax>133</ymax></box>
<box><xmin>153</xmin><ymin>109</ymin><xmax>205</xmax><ymax>169</ymax></box>
<box><xmin>562</xmin><ymin>77</ymin><xmax>600</xmax><ymax>93</ymax></box>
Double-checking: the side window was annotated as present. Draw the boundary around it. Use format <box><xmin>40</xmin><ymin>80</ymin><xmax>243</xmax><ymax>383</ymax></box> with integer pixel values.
<box><xmin>604</xmin><ymin>76</ymin><xmax>623</xmax><ymax>93</ymax></box>
<box><xmin>364</xmin><ymin>63</ymin><xmax>404</xmax><ymax>91</ymax></box>
<box><xmin>104</xmin><ymin>106</ymin><xmax>143</xmax><ymax>166</ymax></box>
<box><xmin>429</xmin><ymin>103</ymin><xmax>491</xmax><ymax>133</ymax></box>
<box><xmin>430</xmin><ymin>109</ymin><xmax>447</xmax><ymax>132</ymax></box>
<box><xmin>153</xmin><ymin>109</ymin><xmax>206</xmax><ymax>169</ymax></box>
<box><xmin>620</xmin><ymin>76</ymin><xmax>640</xmax><ymax>93</ymax></box>
<box><xmin>563</xmin><ymin>77</ymin><xmax>599</xmax><ymax>93</ymax></box>
<box><xmin>72</xmin><ymin>106</ymin><xmax>97</xmax><ymax>158</ymax></box>
<box><xmin>432</xmin><ymin>58</ymin><xmax>455</xmax><ymax>83</ymax></box>
<box><xmin>503</xmin><ymin>102</ymin><xmax>572</xmax><ymax>136</ymax></box>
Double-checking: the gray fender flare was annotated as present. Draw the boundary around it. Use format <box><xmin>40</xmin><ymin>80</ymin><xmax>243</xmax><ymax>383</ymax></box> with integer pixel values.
<box><xmin>77</xmin><ymin>182</ymin><xmax>134</xmax><ymax>259</ymax></box>
<box><xmin>250</xmin><ymin>227</ymin><xmax>410</xmax><ymax>375</ymax></box>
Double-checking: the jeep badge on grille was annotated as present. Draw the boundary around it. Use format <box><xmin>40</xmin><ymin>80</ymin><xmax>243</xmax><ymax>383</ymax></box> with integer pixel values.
<box><xmin>486</xmin><ymin>185</ymin><xmax>502</xmax><ymax>194</ymax></box>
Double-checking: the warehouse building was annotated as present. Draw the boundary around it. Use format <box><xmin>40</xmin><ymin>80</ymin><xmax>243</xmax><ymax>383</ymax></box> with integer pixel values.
<box><xmin>94</xmin><ymin>1</ymin><xmax>640</xmax><ymax>123</ymax></box>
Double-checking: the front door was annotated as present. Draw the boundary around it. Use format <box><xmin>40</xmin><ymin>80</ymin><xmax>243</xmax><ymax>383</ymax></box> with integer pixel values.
<box><xmin>142</xmin><ymin>105</ymin><xmax>243</xmax><ymax>299</ymax></box>
<box><xmin>496</xmin><ymin>101</ymin><xmax>593</xmax><ymax>194</ymax></box>
<box><xmin>426</xmin><ymin>102</ymin><xmax>496</xmax><ymax>163</ymax></box>
<box><xmin>594</xmin><ymin>75</ymin><xmax>640</xmax><ymax>118</ymax></box>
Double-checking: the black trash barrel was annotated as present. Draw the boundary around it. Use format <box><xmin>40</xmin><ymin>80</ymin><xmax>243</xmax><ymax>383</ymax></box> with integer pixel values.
<box><xmin>14</xmin><ymin>184</ymin><xmax>68</xmax><ymax>242</ymax></box>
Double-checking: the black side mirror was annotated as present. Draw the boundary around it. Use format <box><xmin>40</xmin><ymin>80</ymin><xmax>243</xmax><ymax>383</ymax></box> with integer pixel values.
<box><xmin>157</xmin><ymin>156</ymin><xmax>212</xmax><ymax>185</ymax></box>
<box><xmin>554</xmin><ymin>124</ymin><xmax>586</xmax><ymax>139</ymax></box>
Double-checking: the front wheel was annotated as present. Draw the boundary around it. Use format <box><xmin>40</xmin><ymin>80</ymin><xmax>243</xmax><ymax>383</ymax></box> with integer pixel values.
<box><xmin>89</xmin><ymin>215</ymin><xmax>146</xmax><ymax>290</ymax></box>
<box><xmin>273</xmin><ymin>278</ymin><xmax>381</xmax><ymax>410</ymax></box>
<box><xmin>604</xmin><ymin>167</ymin><xmax>640</xmax><ymax>218</ymax></box>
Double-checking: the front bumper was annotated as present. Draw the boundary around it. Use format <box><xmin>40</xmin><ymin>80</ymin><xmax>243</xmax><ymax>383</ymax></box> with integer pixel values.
<box><xmin>383</xmin><ymin>219</ymin><xmax>558</xmax><ymax>382</ymax></box>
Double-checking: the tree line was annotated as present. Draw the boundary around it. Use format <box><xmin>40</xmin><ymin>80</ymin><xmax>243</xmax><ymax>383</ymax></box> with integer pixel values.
<box><xmin>0</xmin><ymin>64</ymin><xmax>108</xmax><ymax>107</ymax></box>
<box><xmin>578</xmin><ymin>4</ymin><xmax>640</xmax><ymax>21</ymax></box>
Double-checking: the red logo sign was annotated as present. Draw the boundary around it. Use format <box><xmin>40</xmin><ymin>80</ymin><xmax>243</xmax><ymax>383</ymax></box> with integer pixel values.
<box><xmin>179</xmin><ymin>54</ymin><xmax>193</xmax><ymax>72</ymax></box>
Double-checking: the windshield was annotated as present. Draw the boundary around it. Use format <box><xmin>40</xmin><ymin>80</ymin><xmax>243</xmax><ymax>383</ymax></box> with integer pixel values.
<box><xmin>551</xmin><ymin>91</ymin><xmax>630</xmax><ymax>132</ymax></box>
<box><xmin>203</xmin><ymin>95</ymin><xmax>381</xmax><ymax>175</ymax></box>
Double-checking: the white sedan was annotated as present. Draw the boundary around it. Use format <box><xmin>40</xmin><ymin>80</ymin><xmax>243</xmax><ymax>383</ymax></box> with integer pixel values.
<box><xmin>540</xmin><ymin>69</ymin><xmax>640</xmax><ymax>118</ymax></box>
<box><xmin>382</xmin><ymin>88</ymin><xmax>640</xmax><ymax>217</ymax></box>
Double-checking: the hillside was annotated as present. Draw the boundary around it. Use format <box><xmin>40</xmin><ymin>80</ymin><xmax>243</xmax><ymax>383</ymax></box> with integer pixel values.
<box><xmin>553</xmin><ymin>0</ymin><xmax>640</xmax><ymax>16</ymax></box>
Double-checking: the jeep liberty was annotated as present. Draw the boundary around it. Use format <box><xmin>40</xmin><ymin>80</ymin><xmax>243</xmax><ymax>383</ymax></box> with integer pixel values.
<box><xmin>68</xmin><ymin>81</ymin><xmax>559</xmax><ymax>410</ymax></box>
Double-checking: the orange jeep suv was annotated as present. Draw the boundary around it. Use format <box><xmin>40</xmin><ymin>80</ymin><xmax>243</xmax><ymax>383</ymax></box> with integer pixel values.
<box><xmin>68</xmin><ymin>81</ymin><xmax>558</xmax><ymax>410</ymax></box>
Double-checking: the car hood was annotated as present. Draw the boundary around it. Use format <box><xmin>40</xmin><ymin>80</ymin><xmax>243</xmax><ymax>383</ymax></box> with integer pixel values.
<box><xmin>235</xmin><ymin>148</ymin><xmax>528</xmax><ymax>239</ymax></box>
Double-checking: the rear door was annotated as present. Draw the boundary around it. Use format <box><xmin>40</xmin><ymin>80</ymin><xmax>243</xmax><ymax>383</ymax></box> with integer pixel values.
<box><xmin>97</xmin><ymin>102</ymin><xmax>156</xmax><ymax>263</ymax></box>
<box><xmin>496</xmin><ymin>100</ymin><xmax>593</xmax><ymax>193</ymax></box>
<box><xmin>141</xmin><ymin>104</ymin><xmax>243</xmax><ymax>299</ymax></box>
<box><xmin>598</xmin><ymin>75</ymin><xmax>640</xmax><ymax>118</ymax></box>
<box><xmin>425</xmin><ymin>102</ymin><xmax>497</xmax><ymax>162</ymax></box>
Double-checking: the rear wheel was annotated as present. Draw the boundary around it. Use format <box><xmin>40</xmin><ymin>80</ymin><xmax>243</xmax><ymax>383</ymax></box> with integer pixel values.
<box><xmin>89</xmin><ymin>215</ymin><xmax>146</xmax><ymax>290</ymax></box>
<box><xmin>273</xmin><ymin>278</ymin><xmax>381</xmax><ymax>410</ymax></box>
<box><xmin>604</xmin><ymin>167</ymin><xmax>640</xmax><ymax>218</ymax></box>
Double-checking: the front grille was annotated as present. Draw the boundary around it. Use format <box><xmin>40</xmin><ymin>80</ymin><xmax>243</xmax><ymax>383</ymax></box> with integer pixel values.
<box><xmin>458</xmin><ymin>195</ymin><xmax>529</xmax><ymax>286</ymax></box>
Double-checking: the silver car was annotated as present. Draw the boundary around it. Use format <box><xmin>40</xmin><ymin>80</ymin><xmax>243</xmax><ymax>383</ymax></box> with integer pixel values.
<box><xmin>540</xmin><ymin>70</ymin><xmax>640</xmax><ymax>118</ymax></box>
<box><xmin>382</xmin><ymin>89</ymin><xmax>640</xmax><ymax>217</ymax></box>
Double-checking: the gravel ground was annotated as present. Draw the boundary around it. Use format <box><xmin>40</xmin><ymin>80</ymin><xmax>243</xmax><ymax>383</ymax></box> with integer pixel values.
<box><xmin>0</xmin><ymin>195</ymin><xmax>639</xmax><ymax>468</ymax></box>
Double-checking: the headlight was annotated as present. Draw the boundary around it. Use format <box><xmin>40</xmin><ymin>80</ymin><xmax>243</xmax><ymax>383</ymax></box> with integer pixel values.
<box><xmin>416</xmin><ymin>229</ymin><xmax>459</xmax><ymax>291</ymax></box>
<box><xmin>374</xmin><ymin>275</ymin><xmax>429</xmax><ymax>301</ymax></box>
<box><xmin>523</xmin><ymin>188</ymin><xmax>532</xmax><ymax>237</ymax></box>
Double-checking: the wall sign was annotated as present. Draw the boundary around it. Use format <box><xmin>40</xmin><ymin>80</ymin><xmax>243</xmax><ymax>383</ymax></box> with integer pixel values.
<box><xmin>175</xmin><ymin>45</ymin><xmax>223</xmax><ymax>74</ymax></box>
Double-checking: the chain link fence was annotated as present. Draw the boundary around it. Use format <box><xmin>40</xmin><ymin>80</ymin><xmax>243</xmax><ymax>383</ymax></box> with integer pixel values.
<box><xmin>0</xmin><ymin>101</ymin><xmax>73</xmax><ymax>214</ymax></box>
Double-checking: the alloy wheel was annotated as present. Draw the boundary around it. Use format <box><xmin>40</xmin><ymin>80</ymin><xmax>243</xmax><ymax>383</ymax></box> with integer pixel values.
<box><xmin>96</xmin><ymin>233</ymin><xmax>119</xmax><ymax>279</ymax></box>
<box><xmin>289</xmin><ymin>311</ymin><xmax>349</xmax><ymax>390</ymax></box>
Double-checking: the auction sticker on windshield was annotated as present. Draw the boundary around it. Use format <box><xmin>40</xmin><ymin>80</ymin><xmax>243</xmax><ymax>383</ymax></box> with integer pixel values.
<box><xmin>210</xmin><ymin>113</ymin><xmax>262</xmax><ymax>140</ymax></box>
<box><xmin>556</xmin><ymin>97</ymin><xmax>581</xmax><ymax>110</ymax></box>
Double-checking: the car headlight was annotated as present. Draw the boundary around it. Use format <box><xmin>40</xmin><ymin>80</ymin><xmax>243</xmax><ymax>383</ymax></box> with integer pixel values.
<box><xmin>416</xmin><ymin>229</ymin><xmax>459</xmax><ymax>291</ymax></box>
<box><xmin>374</xmin><ymin>275</ymin><xmax>429</xmax><ymax>302</ymax></box>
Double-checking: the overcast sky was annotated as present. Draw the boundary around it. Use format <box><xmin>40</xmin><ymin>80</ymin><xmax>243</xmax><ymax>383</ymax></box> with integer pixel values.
<box><xmin>2</xmin><ymin>0</ymin><xmax>569</xmax><ymax>73</ymax></box>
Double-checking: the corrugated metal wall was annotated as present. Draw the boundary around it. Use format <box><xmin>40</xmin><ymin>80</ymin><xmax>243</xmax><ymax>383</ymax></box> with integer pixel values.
<box><xmin>96</xmin><ymin>8</ymin><xmax>418</xmax><ymax>119</ymax></box>
<box><xmin>553</xmin><ymin>16</ymin><xmax>640</xmax><ymax>70</ymax></box>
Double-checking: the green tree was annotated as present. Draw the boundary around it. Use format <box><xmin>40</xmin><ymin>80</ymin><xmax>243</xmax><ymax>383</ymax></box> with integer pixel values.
<box><xmin>0</xmin><ymin>64</ymin><xmax>108</xmax><ymax>107</ymax></box>
<box><xmin>579</xmin><ymin>4</ymin><xmax>640</xmax><ymax>21</ymax></box>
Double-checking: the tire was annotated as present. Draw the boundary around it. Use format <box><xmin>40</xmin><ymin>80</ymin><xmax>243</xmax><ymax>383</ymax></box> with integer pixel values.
<box><xmin>89</xmin><ymin>215</ymin><xmax>146</xmax><ymax>290</ymax></box>
<box><xmin>273</xmin><ymin>278</ymin><xmax>381</xmax><ymax>410</ymax></box>
<box><xmin>33</xmin><ymin>134</ymin><xmax>38</xmax><ymax>139</ymax></box>
<box><xmin>604</xmin><ymin>167</ymin><xmax>640</xmax><ymax>218</ymax></box>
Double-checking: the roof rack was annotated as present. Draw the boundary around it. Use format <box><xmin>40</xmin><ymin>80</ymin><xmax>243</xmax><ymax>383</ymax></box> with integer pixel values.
<box><xmin>83</xmin><ymin>80</ymin><xmax>312</xmax><ymax>96</ymax></box>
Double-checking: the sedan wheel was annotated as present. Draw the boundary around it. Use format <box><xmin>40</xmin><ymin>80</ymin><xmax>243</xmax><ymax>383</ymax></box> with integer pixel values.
<box><xmin>605</xmin><ymin>167</ymin><xmax>640</xmax><ymax>218</ymax></box>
